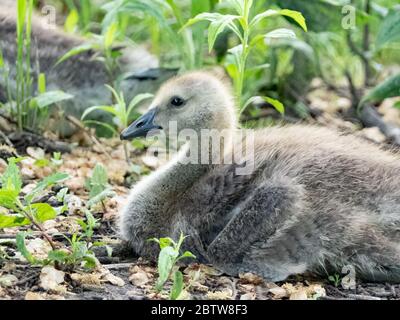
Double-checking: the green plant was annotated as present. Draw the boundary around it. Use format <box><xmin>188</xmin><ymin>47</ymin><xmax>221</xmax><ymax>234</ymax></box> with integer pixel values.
<box><xmin>184</xmin><ymin>0</ymin><xmax>306</xmax><ymax>112</ymax></box>
<box><xmin>81</xmin><ymin>86</ymin><xmax>153</xmax><ymax>163</ymax></box>
<box><xmin>102</xmin><ymin>0</ymin><xmax>217</xmax><ymax>70</ymax></box>
<box><xmin>46</xmin><ymin>210</ymin><xmax>103</xmax><ymax>269</ymax></box>
<box><xmin>328</xmin><ymin>273</ymin><xmax>342</xmax><ymax>287</ymax></box>
<box><xmin>57</xmin><ymin>21</ymin><xmax>122</xmax><ymax>87</ymax></box>
<box><xmin>15</xmin><ymin>210</ymin><xmax>102</xmax><ymax>270</ymax></box>
<box><xmin>0</xmin><ymin>157</ymin><xmax>69</xmax><ymax>264</ymax></box>
<box><xmin>150</xmin><ymin>233</ymin><xmax>196</xmax><ymax>300</ymax></box>
<box><xmin>85</xmin><ymin>163</ymin><xmax>116</xmax><ymax>209</ymax></box>
<box><xmin>11</xmin><ymin>1</ymin><xmax>73</xmax><ymax>132</ymax></box>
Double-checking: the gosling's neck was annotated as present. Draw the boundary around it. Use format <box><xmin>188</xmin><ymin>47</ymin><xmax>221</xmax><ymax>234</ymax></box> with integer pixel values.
<box><xmin>134</xmin><ymin>128</ymin><xmax>235</xmax><ymax>202</ymax></box>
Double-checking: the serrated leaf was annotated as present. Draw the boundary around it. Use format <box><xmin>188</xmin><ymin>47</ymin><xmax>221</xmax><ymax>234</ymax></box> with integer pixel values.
<box><xmin>170</xmin><ymin>270</ymin><xmax>184</xmax><ymax>300</ymax></box>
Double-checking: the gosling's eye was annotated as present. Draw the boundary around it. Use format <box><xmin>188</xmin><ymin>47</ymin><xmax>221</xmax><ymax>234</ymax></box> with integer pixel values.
<box><xmin>170</xmin><ymin>96</ymin><xmax>185</xmax><ymax>107</ymax></box>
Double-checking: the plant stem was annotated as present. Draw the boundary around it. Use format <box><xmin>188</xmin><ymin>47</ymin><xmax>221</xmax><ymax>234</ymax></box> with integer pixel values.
<box><xmin>16</xmin><ymin>200</ymin><xmax>57</xmax><ymax>251</ymax></box>
<box><xmin>124</xmin><ymin>141</ymin><xmax>132</xmax><ymax>166</ymax></box>
<box><xmin>236</xmin><ymin>0</ymin><xmax>252</xmax><ymax>109</ymax></box>
<box><xmin>362</xmin><ymin>0</ymin><xmax>371</xmax><ymax>87</ymax></box>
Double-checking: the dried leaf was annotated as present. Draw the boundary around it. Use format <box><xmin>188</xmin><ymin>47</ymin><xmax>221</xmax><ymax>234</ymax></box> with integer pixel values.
<box><xmin>39</xmin><ymin>266</ymin><xmax>65</xmax><ymax>291</ymax></box>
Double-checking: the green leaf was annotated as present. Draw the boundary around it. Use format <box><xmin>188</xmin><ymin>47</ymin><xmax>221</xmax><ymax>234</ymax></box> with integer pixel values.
<box><xmin>250</xmin><ymin>9</ymin><xmax>307</xmax><ymax>32</ymax></box>
<box><xmin>156</xmin><ymin>246</ymin><xmax>178</xmax><ymax>291</ymax></box>
<box><xmin>0</xmin><ymin>190</ymin><xmax>19</xmax><ymax>210</ymax></box>
<box><xmin>64</xmin><ymin>9</ymin><xmax>79</xmax><ymax>33</ymax></box>
<box><xmin>208</xmin><ymin>15</ymin><xmax>239</xmax><ymax>52</ymax></box>
<box><xmin>1</xmin><ymin>158</ymin><xmax>22</xmax><ymax>193</ymax></box>
<box><xmin>87</xmin><ymin>187</ymin><xmax>115</xmax><ymax>208</ymax></box>
<box><xmin>0</xmin><ymin>47</ymin><xmax>4</xmax><ymax>68</ymax></box>
<box><xmin>34</xmin><ymin>158</ymin><xmax>50</xmax><ymax>168</ymax></box>
<box><xmin>17</xmin><ymin>0</ymin><xmax>27</xmax><ymax>35</ymax></box>
<box><xmin>38</xmin><ymin>73</ymin><xmax>46</xmax><ymax>94</ymax></box>
<box><xmin>127</xmin><ymin>93</ymin><xmax>154</xmax><ymax>121</ymax></box>
<box><xmin>83</xmin><ymin>254</ymin><xmax>97</xmax><ymax>269</ymax></box>
<box><xmin>0</xmin><ymin>213</ymin><xmax>30</xmax><ymax>229</ymax></box>
<box><xmin>279</xmin><ymin>9</ymin><xmax>307</xmax><ymax>32</ymax></box>
<box><xmin>25</xmin><ymin>173</ymin><xmax>70</xmax><ymax>203</ymax></box>
<box><xmin>81</xmin><ymin>106</ymin><xmax>118</xmax><ymax>121</ymax></box>
<box><xmin>86</xmin><ymin>164</ymin><xmax>109</xmax><ymax>199</ymax></box>
<box><xmin>83</xmin><ymin>120</ymin><xmax>119</xmax><ymax>137</ymax></box>
<box><xmin>183</xmin><ymin>13</ymin><xmax>240</xmax><ymax>52</ymax></box>
<box><xmin>262</xmin><ymin>96</ymin><xmax>285</xmax><ymax>114</ymax></box>
<box><xmin>32</xmin><ymin>91</ymin><xmax>74</xmax><ymax>109</ymax></box>
<box><xmin>180</xmin><ymin>251</ymin><xmax>196</xmax><ymax>259</ymax></box>
<box><xmin>376</xmin><ymin>9</ymin><xmax>400</xmax><ymax>50</ymax></box>
<box><xmin>360</xmin><ymin>73</ymin><xmax>400</xmax><ymax>106</ymax></box>
<box><xmin>241</xmin><ymin>96</ymin><xmax>285</xmax><ymax>115</ymax></box>
<box><xmin>104</xmin><ymin>22</ymin><xmax>119</xmax><ymax>49</ymax></box>
<box><xmin>159</xmin><ymin>237</ymin><xmax>175</xmax><ymax>249</ymax></box>
<box><xmin>16</xmin><ymin>232</ymin><xmax>37</xmax><ymax>264</ymax></box>
<box><xmin>30</xmin><ymin>203</ymin><xmax>57</xmax><ymax>223</ymax></box>
<box><xmin>48</xmin><ymin>250</ymin><xmax>69</xmax><ymax>263</ymax></box>
<box><xmin>228</xmin><ymin>0</ymin><xmax>244</xmax><ymax>15</ymax></box>
<box><xmin>170</xmin><ymin>270</ymin><xmax>184</xmax><ymax>300</ymax></box>
<box><xmin>55</xmin><ymin>43</ymin><xmax>95</xmax><ymax>66</ymax></box>
<box><xmin>264</xmin><ymin>28</ymin><xmax>297</xmax><ymax>41</ymax></box>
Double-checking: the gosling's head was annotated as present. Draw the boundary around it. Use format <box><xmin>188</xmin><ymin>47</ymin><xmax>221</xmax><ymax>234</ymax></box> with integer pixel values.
<box><xmin>120</xmin><ymin>71</ymin><xmax>237</xmax><ymax>140</ymax></box>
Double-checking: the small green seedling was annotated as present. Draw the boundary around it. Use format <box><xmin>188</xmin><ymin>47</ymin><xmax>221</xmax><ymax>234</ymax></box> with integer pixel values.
<box><xmin>81</xmin><ymin>86</ymin><xmax>153</xmax><ymax>164</ymax></box>
<box><xmin>85</xmin><ymin>163</ymin><xmax>116</xmax><ymax>209</ymax></box>
<box><xmin>328</xmin><ymin>273</ymin><xmax>342</xmax><ymax>287</ymax></box>
<box><xmin>149</xmin><ymin>233</ymin><xmax>196</xmax><ymax>300</ymax></box>
<box><xmin>34</xmin><ymin>152</ymin><xmax>64</xmax><ymax>169</ymax></box>
<box><xmin>47</xmin><ymin>210</ymin><xmax>102</xmax><ymax>269</ymax></box>
<box><xmin>0</xmin><ymin>158</ymin><xmax>69</xmax><ymax>233</ymax></box>
<box><xmin>0</xmin><ymin>157</ymin><xmax>69</xmax><ymax>265</ymax></box>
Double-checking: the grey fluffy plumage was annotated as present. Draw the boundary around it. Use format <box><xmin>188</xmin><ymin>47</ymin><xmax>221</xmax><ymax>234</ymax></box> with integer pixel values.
<box><xmin>119</xmin><ymin>72</ymin><xmax>400</xmax><ymax>282</ymax></box>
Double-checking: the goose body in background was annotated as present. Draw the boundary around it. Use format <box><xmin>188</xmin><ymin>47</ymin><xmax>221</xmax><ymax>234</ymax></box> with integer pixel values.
<box><xmin>0</xmin><ymin>4</ymin><xmax>175</xmax><ymax>135</ymax></box>
<box><xmin>120</xmin><ymin>71</ymin><xmax>400</xmax><ymax>282</ymax></box>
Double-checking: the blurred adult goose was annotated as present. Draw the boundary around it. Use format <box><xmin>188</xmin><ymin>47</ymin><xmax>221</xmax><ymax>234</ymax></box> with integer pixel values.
<box><xmin>120</xmin><ymin>71</ymin><xmax>400</xmax><ymax>282</ymax></box>
<box><xmin>0</xmin><ymin>5</ymin><xmax>175</xmax><ymax>135</ymax></box>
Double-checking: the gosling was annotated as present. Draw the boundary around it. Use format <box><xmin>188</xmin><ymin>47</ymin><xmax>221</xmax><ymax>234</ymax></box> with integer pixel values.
<box><xmin>119</xmin><ymin>71</ymin><xmax>400</xmax><ymax>282</ymax></box>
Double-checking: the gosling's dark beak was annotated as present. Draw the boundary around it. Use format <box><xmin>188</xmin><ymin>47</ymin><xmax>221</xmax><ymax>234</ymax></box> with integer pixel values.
<box><xmin>120</xmin><ymin>108</ymin><xmax>162</xmax><ymax>140</ymax></box>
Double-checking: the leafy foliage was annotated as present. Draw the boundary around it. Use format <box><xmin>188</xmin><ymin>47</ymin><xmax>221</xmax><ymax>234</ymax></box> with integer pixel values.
<box><xmin>150</xmin><ymin>233</ymin><xmax>196</xmax><ymax>300</ymax></box>
<box><xmin>85</xmin><ymin>163</ymin><xmax>115</xmax><ymax>208</ymax></box>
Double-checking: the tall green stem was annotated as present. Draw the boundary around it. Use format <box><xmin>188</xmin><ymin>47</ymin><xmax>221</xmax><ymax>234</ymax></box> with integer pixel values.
<box><xmin>236</xmin><ymin>0</ymin><xmax>252</xmax><ymax>108</ymax></box>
